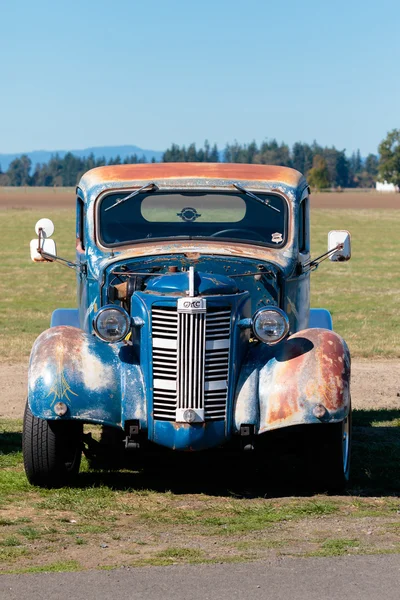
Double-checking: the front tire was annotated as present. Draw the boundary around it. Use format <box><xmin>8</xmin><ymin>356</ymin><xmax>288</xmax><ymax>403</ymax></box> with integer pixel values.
<box><xmin>310</xmin><ymin>412</ymin><xmax>352</xmax><ymax>492</ymax></box>
<box><xmin>23</xmin><ymin>402</ymin><xmax>83</xmax><ymax>488</ymax></box>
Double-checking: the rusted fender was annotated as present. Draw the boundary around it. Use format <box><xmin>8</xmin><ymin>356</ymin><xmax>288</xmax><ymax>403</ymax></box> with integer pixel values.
<box><xmin>28</xmin><ymin>326</ymin><xmax>146</xmax><ymax>427</ymax></box>
<box><xmin>234</xmin><ymin>328</ymin><xmax>350</xmax><ymax>433</ymax></box>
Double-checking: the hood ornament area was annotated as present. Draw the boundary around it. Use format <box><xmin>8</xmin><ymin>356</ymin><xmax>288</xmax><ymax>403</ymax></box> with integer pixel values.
<box><xmin>178</xmin><ymin>267</ymin><xmax>207</xmax><ymax>313</ymax></box>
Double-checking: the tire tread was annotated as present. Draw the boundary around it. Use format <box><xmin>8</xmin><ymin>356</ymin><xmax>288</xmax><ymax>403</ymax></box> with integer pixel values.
<box><xmin>23</xmin><ymin>402</ymin><xmax>82</xmax><ymax>488</ymax></box>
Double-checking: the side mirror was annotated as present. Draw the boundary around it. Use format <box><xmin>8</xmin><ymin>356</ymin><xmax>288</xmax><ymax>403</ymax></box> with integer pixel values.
<box><xmin>30</xmin><ymin>218</ymin><xmax>57</xmax><ymax>262</ymax></box>
<box><xmin>35</xmin><ymin>218</ymin><xmax>55</xmax><ymax>238</ymax></box>
<box><xmin>30</xmin><ymin>238</ymin><xmax>57</xmax><ymax>262</ymax></box>
<box><xmin>328</xmin><ymin>230</ymin><xmax>351</xmax><ymax>262</ymax></box>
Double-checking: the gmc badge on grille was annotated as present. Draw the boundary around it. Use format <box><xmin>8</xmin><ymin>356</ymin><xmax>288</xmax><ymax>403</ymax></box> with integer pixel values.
<box><xmin>177</xmin><ymin>297</ymin><xmax>207</xmax><ymax>314</ymax></box>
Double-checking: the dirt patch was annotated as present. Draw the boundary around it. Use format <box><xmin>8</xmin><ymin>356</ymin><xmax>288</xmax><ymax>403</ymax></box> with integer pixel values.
<box><xmin>310</xmin><ymin>192</ymin><xmax>400</xmax><ymax>209</ymax></box>
<box><xmin>0</xmin><ymin>363</ymin><xmax>28</xmax><ymax>419</ymax></box>
<box><xmin>1</xmin><ymin>360</ymin><xmax>398</xmax><ymax>420</ymax></box>
<box><xmin>351</xmin><ymin>360</ymin><xmax>400</xmax><ymax>410</ymax></box>
<box><xmin>0</xmin><ymin>188</ymin><xmax>75</xmax><ymax>209</ymax></box>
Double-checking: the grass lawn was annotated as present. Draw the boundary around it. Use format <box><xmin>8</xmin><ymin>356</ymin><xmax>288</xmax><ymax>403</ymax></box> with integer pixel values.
<box><xmin>1</xmin><ymin>409</ymin><xmax>400</xmax><ymax>572</ymax></box>
<box><xmin>0</xmin><ymin>207</ymin><xmax>399</xmax><ymax>360</ymax></box>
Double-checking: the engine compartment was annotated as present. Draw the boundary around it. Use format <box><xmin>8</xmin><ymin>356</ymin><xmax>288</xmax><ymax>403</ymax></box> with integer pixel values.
<box><xmin>104</xmin><ymin>254</ymin><xmax>281</xmax><ymax>314</ymax></box>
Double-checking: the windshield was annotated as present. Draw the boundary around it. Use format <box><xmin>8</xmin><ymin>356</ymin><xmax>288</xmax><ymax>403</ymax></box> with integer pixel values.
<box><xmin>98</xmin><ymin>191</ymin><xmax>287</xmax><ymax>248</ymax></box>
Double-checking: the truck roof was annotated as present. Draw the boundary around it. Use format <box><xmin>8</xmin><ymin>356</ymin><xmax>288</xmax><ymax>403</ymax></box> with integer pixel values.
<box><xmin>79</xmin><ymin>163</ymin><xmax>306</xmax><ymax>195</ymax></box>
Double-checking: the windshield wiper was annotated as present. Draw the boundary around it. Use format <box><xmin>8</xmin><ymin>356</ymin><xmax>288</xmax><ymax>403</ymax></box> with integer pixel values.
<box><xmin>105</xmin><ymin>182</ymin><xmax>159</xmax><ymax>212</ymax></box>
<box><xmin>232</xmin><ymin>182</ymin><xmax>280</xmax><ymax>213</ymax></box>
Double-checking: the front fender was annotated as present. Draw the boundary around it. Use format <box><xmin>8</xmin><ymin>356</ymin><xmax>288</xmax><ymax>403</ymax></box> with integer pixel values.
<box><xmin>28</xmin><ymin>326</ymin><xmax>145</xmax><ymax>427</ymax></box>
<box><xmin>234</xmin><ymin>328</ymin><xmax>350</xmax><ymax>434</ymax></box>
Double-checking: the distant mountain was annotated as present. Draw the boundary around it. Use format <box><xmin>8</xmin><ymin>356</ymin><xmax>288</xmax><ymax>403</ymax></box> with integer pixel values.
<box><xmin>0</xmin><ymin>145</ymin><xmax>164</xmax><ymax>172</ymax></box>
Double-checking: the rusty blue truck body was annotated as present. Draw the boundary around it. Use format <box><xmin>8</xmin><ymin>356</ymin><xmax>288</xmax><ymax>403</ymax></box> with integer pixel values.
<box><xmin>24</xmin><ymin>163</ymin><xmax>351</xmax><ymax>488</ymax></box>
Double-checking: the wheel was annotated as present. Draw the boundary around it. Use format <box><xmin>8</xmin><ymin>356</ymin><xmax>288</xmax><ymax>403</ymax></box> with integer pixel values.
<box><xmin>22</xmin><ymin>401</ymin><xmax>83</xmax><ymax>488</ymax></box>
<box><xmin>309</xmin><ymin>412</ymin><xmax>352</xmax><ymax>493</ymax></box>
<box><xmin>324</xmin><ymin>412</ymin><xmax>352</xmax><ymax>491</ymax></box>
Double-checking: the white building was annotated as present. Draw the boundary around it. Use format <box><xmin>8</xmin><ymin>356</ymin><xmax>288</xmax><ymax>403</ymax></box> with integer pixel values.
<box><xmin>376</xmin><ymin>180</ymin><xmax>399</xmax><ymax>192</ymax></box>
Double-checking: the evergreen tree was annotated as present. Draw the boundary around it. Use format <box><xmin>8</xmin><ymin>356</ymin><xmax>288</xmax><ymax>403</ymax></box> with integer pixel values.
<box><xmin>365</xmin><ymin>154</ymin><xmax>378</xmax><ymax>177</ymax></box>
<box><xmin>186</xmin><ymin>143</ymin><xmax>197</xmax><ymax>162</ymax></box>
<box><xmin>209</xmin><ymin>144</ymin><xmax>219</xmax><ymax>162</ymax></box>
<box><xmin>292</xmin><ymin>142</ymin><xmax>314</xmax><ymax>174</ymax></box>
<box><xmin>7</xmin><ymin>155</ymin><xmax>32</xmax><ymax>186</ymax></box>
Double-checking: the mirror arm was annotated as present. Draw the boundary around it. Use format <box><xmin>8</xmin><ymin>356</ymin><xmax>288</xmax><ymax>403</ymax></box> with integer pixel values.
<box><xmin>37</xmin><ymin>228</ymin><xmax>80</xmax><ymax>271</ymax></box>
<box><xmin>37</xmin><ymin>248</ymin><xmax>80</xmax><ymax>270</ymax></box>
<box><xmin>303</xmin><ymin>243</ymin><xmax>344</xmax><ymax>273</ymax></box>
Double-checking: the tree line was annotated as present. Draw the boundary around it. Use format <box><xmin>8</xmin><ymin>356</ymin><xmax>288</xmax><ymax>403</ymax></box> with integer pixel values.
<box><xmin>162</xmin><ymin>139</ymin><xmax>379</xmax><ymax>189</ymax></box>
<box><xmin>0</xmin><ymin>152</ymin><xmax>151</xmax><ymax>187</ymax></box>
<box><xmin>1</xmin><ymin>130</ymin><xmax>399</xmax><ymax>189</ymax></box>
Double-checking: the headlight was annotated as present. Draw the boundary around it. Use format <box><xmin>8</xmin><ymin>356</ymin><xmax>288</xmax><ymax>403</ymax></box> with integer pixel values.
<box><xmin>252</xmin><ymin>307</ymin><xmax>289</xmax><ymax>345</ymax></box>
<box><xmin>93</xmin><ymin>305</ymin><xmax>130</xmax><ymax>343</ymax></box>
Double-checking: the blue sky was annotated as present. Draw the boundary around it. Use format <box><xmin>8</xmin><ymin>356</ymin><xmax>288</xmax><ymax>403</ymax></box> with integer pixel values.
<box><xmin>1</xmin><ymin>0</ymin><xmax>399</xmax><ymax>155</ymax></box>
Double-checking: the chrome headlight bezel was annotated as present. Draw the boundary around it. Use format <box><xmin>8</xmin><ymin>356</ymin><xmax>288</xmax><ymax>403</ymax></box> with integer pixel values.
<box><xmin>93</xmin><ymin>305</ymin><xmax>131</xmax><ymax>343</ymax></box>
<box><xmin>252</xmin><ymin>307</ymin><xmax>290</xmax><ymax>345</ymax></box>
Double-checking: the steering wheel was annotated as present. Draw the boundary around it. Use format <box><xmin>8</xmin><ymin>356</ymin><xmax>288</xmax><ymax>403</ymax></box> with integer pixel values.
<box><xmin>210</xmin><ymin>228</ymin><xmax>266</xmax><ymax>241</ymax></box>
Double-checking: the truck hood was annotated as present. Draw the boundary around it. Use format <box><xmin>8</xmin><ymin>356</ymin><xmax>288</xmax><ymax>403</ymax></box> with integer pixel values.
<box><xmin>145</xmin><ymin>271</ymin><xmax>239</xmax><ymax>296</ymax></box>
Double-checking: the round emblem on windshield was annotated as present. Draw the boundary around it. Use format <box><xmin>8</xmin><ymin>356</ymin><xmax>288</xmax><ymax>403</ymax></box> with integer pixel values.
<box><xmin>177</xmin><ymin>207</ymin><xmax>201</xmax><ymax>222</ymax></box>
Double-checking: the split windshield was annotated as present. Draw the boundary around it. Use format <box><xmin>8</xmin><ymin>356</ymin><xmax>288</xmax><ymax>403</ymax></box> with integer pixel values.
<box><xmin>98</xmin><ymin>191</ymin><xmax>287</xmax><ymax>248</ymax></box>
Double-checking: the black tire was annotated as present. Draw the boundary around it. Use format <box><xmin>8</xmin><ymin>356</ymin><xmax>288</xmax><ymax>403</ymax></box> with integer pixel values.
<box><xmin>22</xmin><ymin>402</ymin><xmax>83</xmax><ymax>488</ymax></box>
<box><xmin>309</xmin><ymin>411</ymin><xmax>352</xmax><ymax>493</ymax></box>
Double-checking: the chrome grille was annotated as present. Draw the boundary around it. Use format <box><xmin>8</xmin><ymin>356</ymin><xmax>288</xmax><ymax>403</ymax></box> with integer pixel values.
<box><xmin>178</xmin><ymin>312</ymin><xmax>206</xmax><ymax>411</ymax></box>
<box><xmin>151</xmin><ymin>304</ymin><xmax>231</xmax><ymax>421</ymax></box>
<box><xmin>204</xmin><ymin>309</ymin><xmax>230</xmax><ymax>420</ymax></box>
<box><xmin>152</xmin><ymin>307</ymin><xmax>178</xmax><ymax>420</ymax></box>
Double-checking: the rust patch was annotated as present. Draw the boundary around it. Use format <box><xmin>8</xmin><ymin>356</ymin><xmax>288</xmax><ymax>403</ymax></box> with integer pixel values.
<box><xmin>260</xmin><ymin>328</ymin><xmax>350</xmax><ymax>429</ymax></box>
<box><xmin>81</xmin><ymin>163</ymin><xmax>304</xmax><ymax>189</ymax></box>
<box><xmin>98</xmin><ymin>240</ymin><xmax>291</xmax><ymax>267</ymax></box>
<box><xmin>33</xmin><ymin>327</ymin><xmax>85</xmax><ymax>367</ymax></box>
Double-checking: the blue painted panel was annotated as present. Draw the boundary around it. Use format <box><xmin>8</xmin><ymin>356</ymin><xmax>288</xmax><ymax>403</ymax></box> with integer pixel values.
<box><xmin>309</xmin><ymin>308</ymin><xmax>333</xmax><ymax>330</ymax></box>
<box><xmin>28</xmin><ymin>327</ymin><xmax>123</xmax><ymax>426</ymax></box>
<box><xmin>153</xmin><ymin>420</ymin><xmax>226</xmax><ymax>451</ymax></box>
<box><xmin>50</xmin><ymin>309</ymin><xmax>80</xmax><ymax>328</ymax></box>
<box><xmin>146</xmin><ymin>271</ymin><xmax>239</xmax><ymax>296</ymax></box>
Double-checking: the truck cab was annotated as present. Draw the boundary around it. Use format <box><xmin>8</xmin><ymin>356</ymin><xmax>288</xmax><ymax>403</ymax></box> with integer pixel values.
<box><xmin>24</xmin><ymin>163</ymin><xmax>351</xmax><ymax>490</ymax></box>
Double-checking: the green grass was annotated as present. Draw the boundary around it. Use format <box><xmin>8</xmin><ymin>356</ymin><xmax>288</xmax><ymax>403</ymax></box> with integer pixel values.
<box><xmin>0</xmin><ymin>536</ymin><xmax>21</xmax><ymax>547</ymax></box>
<box><xmin>0</xmin><ymin>207</ymin><xmax>399</xmax><ymax>359</ymax></box>
<box><xmin>307</xmin><ymin>538</ymin><xmax>360</xmax><ymax>557</ymax></box>
<box><xmin>6</xmin><ymin>560</ymin><xmax>81</xmax><ymax>575</ymax></box>
<box><xmin>17</xmin><ymin>526</ymin><xmax>41</xmax><ymax>540</ymax></box>
<box><xmin>155</xmin><ymin>547</ymin><xmax>204</xmax><ymax>561</ymax></box>
<box><xmin>0</xmin><ymin>547</ymin><xmax>30</xmax><ymax>561</ymax></box>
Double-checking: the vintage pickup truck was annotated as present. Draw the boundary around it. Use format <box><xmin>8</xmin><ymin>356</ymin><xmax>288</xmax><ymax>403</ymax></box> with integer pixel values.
<box><xmin>24</xmin><ymin>163</ymin><xmax>351</xmax><ymax>490</ymax></box>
